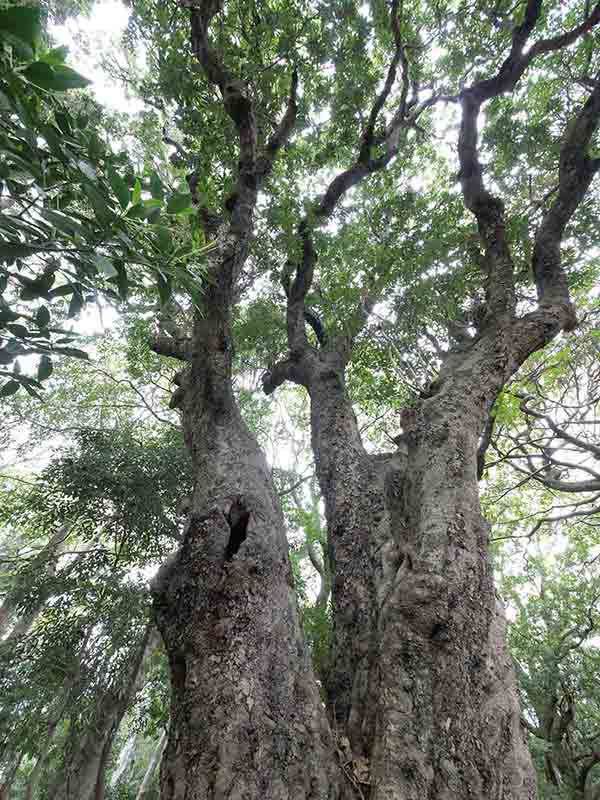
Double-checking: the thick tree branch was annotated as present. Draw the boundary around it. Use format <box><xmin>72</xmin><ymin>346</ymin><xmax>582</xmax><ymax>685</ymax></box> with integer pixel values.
<box><xmin>256</xmin><ymin>68</ymin><xmax>299</xmax><ymax>184</ymax></box>
<box><xmin>458</xmin><ymin>2</ymin><xmax>600</xmax><ymax>321</ymax></box>
<box><xmin>532</xmin><ymin>81</ymin><xmax>600</xmax><ymax>317</ymax></box>
<box><xmin>262</xmin><ymin>356</ymin><xmax>311</xmax><ymax>395</ymax></box>
<box><xmin>182</xmin><ymin>0</ymin><xmax>257</xmax><ymax>232</ymax></box>
<box><xmin>150</xmin><ymin>334</ymin><xmax>191</xmax><ymax>362</ymax></box>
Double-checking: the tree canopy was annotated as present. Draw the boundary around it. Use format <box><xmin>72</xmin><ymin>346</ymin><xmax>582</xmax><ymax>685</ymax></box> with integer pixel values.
<box><xmin>1</xmin><ymin>0</ymin><xmax>600</xmax><ymax>798</ymax></box>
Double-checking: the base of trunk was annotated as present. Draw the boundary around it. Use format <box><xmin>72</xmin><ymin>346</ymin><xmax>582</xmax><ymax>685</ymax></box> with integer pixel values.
<box><xmin>153</xmin><ymin>505</ymin><xmax>339</xmax><ymax>800</ymax></box>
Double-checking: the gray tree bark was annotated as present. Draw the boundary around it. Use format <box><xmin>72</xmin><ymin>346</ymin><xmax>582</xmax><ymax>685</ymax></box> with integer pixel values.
<box><xmin>151</xmin><ymin>230</ymin><xmax>339</xmax><ymax>799</ymax></box>
<box><xmin>149</xmin><ymin>4</ymin><xmax>340</xmax><ymax>797</ymax></box>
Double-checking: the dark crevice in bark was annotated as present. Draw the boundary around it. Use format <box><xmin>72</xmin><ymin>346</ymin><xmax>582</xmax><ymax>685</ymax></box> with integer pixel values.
<box><xmin>224</xmin><ymin>497</ymin><xmax>250</xmax><ymax>561</ymax></box>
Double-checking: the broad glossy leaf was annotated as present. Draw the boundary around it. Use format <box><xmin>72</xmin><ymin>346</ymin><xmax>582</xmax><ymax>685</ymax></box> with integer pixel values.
<box><xmin>36</xmin><ymin>305</ymin><xmax>50</xmax><ymax>328</ymax></box>
<box><xmin>41</xmin><ymin>209</ymin><xmax>86</xmax><ymax>237</ymax></box>
<box><xmin>39</xmin><ymin>46</ymin><xmax>69</xmax><ymax>66</ymax></box>
<box><xmin>24</xmin><ymin>62</ymin><xmax>92</xmax><ymax>92</ymax></box>
<box><xmin>150</xmin><ymin>172</ymin><xmax>164</xmax><ymax>200</ymax></box>
<box><xmin>108</xmin><ymin>167</ymin><xmax>130</xmax><ymax>210</ymax></box>
<box><xmin>0</xmin><ymin>6</ymin><xmax>41</xmax><ymax>58</ymax></box>
<box><xmin>0</xmin><ymin>379</ymin><xmax>20</xmax><ymax>398</ymax></box>
<box><xmin>0</xmin><ymin>243</ymin><xmax>44</xmax><ymax>263</ymax></box>
<box><xmin>37</xmin><ymin>354</ymin><xmax>53</xmax><ymax>381</ymax></box>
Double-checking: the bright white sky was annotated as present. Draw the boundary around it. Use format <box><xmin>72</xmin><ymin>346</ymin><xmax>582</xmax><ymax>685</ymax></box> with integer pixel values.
<box><xmin>50</xmin><ymin>0</ymin><xmax>140</xmax><ymax>111</ymax></box>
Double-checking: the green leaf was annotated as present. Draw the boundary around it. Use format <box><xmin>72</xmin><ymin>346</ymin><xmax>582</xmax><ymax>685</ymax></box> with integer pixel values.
<box><xmin>0</xmin><ymin>306</ymin><xmax>20</xmax><ymax>325</ymax></box>
<box><xmin>82</xmin><ymin>182</ymin><xmax>112</xmax><ymax>224</ymax></box>
<box><xmin>0</xmin><ymin>6</ymin><xmax>41</xmax><ymax>58</ymax></box>
<box><xmin>36</xmin><ymin>305</ymin><xmax>50</xmax><ymax>329</ymax></box>
<box><xmin>166</xmin><ymin>193</ymin><xmax>193</xmax><ymax>214</ymax></box>
<box><xmin>155</xmin><ymin>271</ymin><xmax>172</xmax><ymax>305</ymax></box>
<box><xmin>150</xmin><ymin>172</ymin><xmax>164</xmax><ymax>200</ymax></box>
<box><xmin>108</xmin><ymin>167</ymin><xmax>130</xmax><ymax>210</ymax></box>
<box><xmin>47</xmin><ymin>284</ymin><xmax>77</xmax><ymax>299</ymax></box>
<box><xmin>127</xmin><ymin>203</ymin><xmax>146</xmax><ymax>220</ymax></box>
<box><xmin>156</xmin><ymin>227</ymin><xmax>173</xmax><ymax>254</ymax></box>
<box><xmin>0</xmin><ymin>379</ymin><xmax>20</xmax><ymax>399</ymax></box>
<box><xmin>37</xmin><ymin>354</ymin><xmax>53</xmax><ymax>381</ymax></box>
<box><xmin>19</xmin><ymin>271</ymin><xmax>56</xmax><ymax>301</ymax></box>
<box><xmin>0</xmin><ymin>347</ymin><xmax>16</xmax><ymax>365</ymax></box>
<box><xmin>68</xmin><ymin>291</ymin><xmax>84</xmax><ymax>318</ymax></box>
<box><xmin>0</xmin><ymin>243</ymin><xmax>43</xmax><ymax>264</ymax></box>
<box><xmin>7</xmin><ymin>323</ymin><xmax>28</xmax><ymax>338</ymax></box>
<box><xmin>132</xmin><ymin>178</ymin><xmax>142</xmax><ymax>205</ymax></box>
<box><xmin>24</xmin><ymin>63</ymin><xmax>92</xmax><ymax>92</ymax></box>
<box><xmin>110</xmin><ymin>259</ymin><xmax>129</xmax><ymax>300</ymax></box>
<box><xmin>146</xmin><ymin>206</ymin><xmax>161</xmax><ymax>224</ymax></box>
<box><xmin>39</xmin><ymin>46</ymin><xmax>69</xmax><ymax>66</ymax></box>
<box><xmin>41</xmin><ymin>209</ymin><xmax>86</xmax><ymax>237</ymax></box>
<box><xmin>54</xmin><ymin>346</ymin><xmax>89</xmax><ymax>360</ymax></box>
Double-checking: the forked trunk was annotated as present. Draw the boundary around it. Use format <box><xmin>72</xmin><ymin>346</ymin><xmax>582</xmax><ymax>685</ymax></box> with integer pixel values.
<box><xmin>305</xmin><ymin>339</ymin><xmax>536</xmax><ymax>799</ymax></box>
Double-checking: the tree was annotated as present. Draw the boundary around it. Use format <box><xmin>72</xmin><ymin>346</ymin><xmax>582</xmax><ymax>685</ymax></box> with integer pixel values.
<box><xmin>501</xmin><ymin>539</ymin><xmax>600</xmax><ymax>800</ymax></box>
<box><xmin>134</xmin><ymin>0</ymin><xmax>600</xmax><ymax>797</ymax></box>
<box><xmin>3</xmin><ymin>0</ymin><xmax>600</xmax><ymax>798</ymax></box>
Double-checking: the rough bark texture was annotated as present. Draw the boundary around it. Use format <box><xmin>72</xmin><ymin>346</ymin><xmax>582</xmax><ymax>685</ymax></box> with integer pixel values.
<box><xmin>261</xmin><ymin>11</ymin><xmax>600</xmax><ymax>796</ymax></box>
<box><xmin>268</xmin><ymin>332</ymin><xmax>536</xmax><ymax>798</ymax></box>
<box><xmin>151</xmin><ymin>268</ymin><xmax>339</xmax><ymax>799</ymax></box>
<box><xmin>366</xmin><ymin>341</ymin><xmax>535</xmax><ymax>799</ymax></box>
<box><xmin>149</xmin><ymin>5</ymin><xmax>340</xmax><ymax>794</ymax></box>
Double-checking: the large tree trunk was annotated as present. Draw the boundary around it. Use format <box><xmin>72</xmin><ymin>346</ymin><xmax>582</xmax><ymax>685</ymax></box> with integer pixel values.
<box><xmin>297</xmin><ymin>334</ymin><xmax>537</xmax><ymax>799</ymax></box>
<box><xmin>369</xmin><ymin>374</ymin><xmax>535</xmax><ymax>799</ymax></box>
<box><xmin>151</xmin><ymin>307</ymin><xmax>339</xmax><ymax>799</ymax></box>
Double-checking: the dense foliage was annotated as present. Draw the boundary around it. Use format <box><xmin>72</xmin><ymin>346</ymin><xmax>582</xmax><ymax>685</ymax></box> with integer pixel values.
<box><xmin>1</xmin><ymin>0</ymin><xmax>600</xmax><ymax>798</ymax></box>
